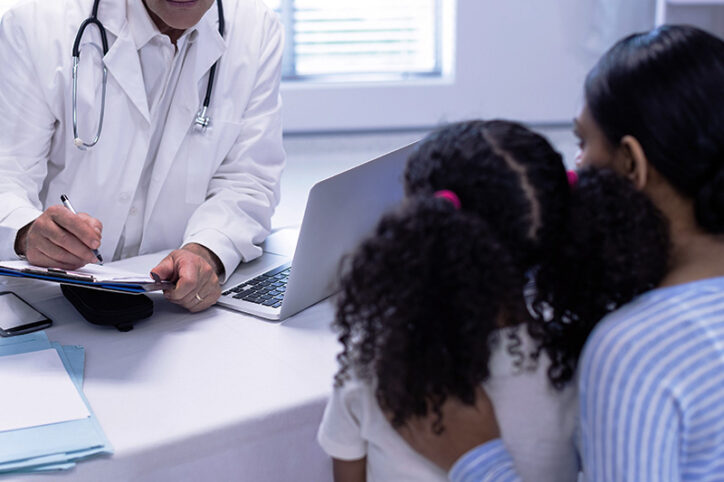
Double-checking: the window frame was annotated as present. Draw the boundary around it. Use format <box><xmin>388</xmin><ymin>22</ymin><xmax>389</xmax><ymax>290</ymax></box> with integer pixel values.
<box><xmin>281</xmin><ymin>0</ymin><xmax>461</xmax><ymax>133</ymax></box>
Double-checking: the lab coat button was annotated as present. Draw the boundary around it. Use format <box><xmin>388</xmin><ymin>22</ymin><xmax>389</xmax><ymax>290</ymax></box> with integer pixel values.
<box><xmin>129</xmin><ymin>207</ymin><xmax>138</xmax><ymax>215</ymax></box>
<box><xmin>119</xmin><ymin>192</ymin><xmax>131</xmax><ymax>202</ymax></box>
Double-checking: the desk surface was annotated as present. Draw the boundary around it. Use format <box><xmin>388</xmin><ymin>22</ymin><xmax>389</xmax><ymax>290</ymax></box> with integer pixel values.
<box><xmin>1</xmin><ymin>254</ymin><xmax>340</xmax><ymax>481</ymax></box>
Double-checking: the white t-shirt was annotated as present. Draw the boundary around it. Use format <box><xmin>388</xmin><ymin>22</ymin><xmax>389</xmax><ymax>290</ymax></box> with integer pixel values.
<box><xmin>317</xmin><ymin>328</ymin><xmax>579</xmax><ymax>482</ymax></box>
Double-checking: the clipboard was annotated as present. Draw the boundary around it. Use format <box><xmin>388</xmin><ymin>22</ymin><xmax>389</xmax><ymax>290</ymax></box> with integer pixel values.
<box><xmin>0</xmin><ymin>261</ymin><xmax>172</xmax><ymax>294</ymax></box>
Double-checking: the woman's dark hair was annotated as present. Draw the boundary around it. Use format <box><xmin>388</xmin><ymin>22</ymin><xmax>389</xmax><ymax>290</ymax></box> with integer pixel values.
<box><xmin>585</xmin><ymin>25</ymin><xmax>724</xmax><ymax>233</ymax></box>
<box><xmin>333</xmin><ymin>120</ymin><xmax>669</xmax><ymax>429</ymax></box>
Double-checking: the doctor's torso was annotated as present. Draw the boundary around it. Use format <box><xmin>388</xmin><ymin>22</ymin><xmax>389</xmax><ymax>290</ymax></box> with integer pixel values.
<box><xmin>0</xmin><ymin>0</ymin><xmax>279</xmax><ymax>261</ymax></box>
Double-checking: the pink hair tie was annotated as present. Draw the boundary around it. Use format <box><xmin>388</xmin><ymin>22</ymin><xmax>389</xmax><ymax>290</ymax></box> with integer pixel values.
<box><xmin>566</xmin><ymin>170</ymin><xmax>579</xmax><ymax>188</ymax></box>
<box><xmin>434</xmin><ymin>190</ymin><xmax>462</xmax><ymax>210</ymax></box>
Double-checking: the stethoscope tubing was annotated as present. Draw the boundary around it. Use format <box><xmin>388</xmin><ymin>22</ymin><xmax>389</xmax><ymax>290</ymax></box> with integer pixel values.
<box><xmin>72</xmin><ymin>0</ymin><xmax>224</xmax><ymax>149</ymax></box>
<box><xmin>72</xmin><ymin>16</ymin><xmax>108</xmax><ymax>57</ymax></box>
<box><xmin>72</xmin><ymin>0</ymin><xmax>109</xmax><ymax>150</ymax></box>
<box><xmin>196</xmin><ymin>0</ymin><xmax>224</xmax><ymax>128</ymax></box>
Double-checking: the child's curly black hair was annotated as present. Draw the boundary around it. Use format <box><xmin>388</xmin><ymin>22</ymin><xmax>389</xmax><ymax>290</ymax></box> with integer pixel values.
<box><xmin>333</xmin><ymin>119</ymin><xmax>670</xmax><ymax>430</ymax></box>
<box><xmin>334</xmin><ymin>197</ymin><xmax>521</xmax><ymax>430</ymax></box>
<box><xmin>531</xmin><ymin>168</ymin><xmax>670</xmax><ymax>387</ymax></box>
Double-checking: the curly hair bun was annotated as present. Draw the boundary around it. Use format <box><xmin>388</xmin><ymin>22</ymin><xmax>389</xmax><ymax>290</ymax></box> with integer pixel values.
<box><xmin>695</xmin><ymin>166</ymin><xmax>724</xmax><ymax>234</ymax></box>
<box><xmin>531</xmin><ymin>168</ymin><xmax>671</xmax><ymax>387</ymax></box>
<box><xmin>333</xmin><ymin>196</ymin><xmax>525</xmax><ymax>428</ymax></box>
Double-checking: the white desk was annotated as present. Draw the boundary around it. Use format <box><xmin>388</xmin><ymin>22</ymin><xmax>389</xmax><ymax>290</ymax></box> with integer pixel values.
<box><xmin>1</xmin><ymin>253</ymin><xmax>340</xmax><ymax>481</ymax></box>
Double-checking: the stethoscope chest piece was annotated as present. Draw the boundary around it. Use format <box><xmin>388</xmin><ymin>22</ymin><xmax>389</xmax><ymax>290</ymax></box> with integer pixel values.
<box><xmin>194</xmin><ymin>106</ymin><xmax>210</xmax><ymax>130</ymax></box>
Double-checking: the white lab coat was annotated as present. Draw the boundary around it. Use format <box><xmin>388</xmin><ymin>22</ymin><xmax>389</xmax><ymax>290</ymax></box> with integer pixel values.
<box><xmin>0</xmin><ymin>0</ymin><xmax>285</xmax><ymax>280</ymax></box>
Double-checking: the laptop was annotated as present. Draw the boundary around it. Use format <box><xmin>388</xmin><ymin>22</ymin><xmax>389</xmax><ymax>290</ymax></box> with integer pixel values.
<box><xmin>216</xmin><ymin>142</ymin><xmax>417</xmax><ymax>321</ymax></box>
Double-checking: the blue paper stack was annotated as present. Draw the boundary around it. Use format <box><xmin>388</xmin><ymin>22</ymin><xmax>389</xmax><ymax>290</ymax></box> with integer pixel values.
<box><xmin>0</xmin><ymin>332</ymin><xmax>112</xmax><ymax>473</ymax></box>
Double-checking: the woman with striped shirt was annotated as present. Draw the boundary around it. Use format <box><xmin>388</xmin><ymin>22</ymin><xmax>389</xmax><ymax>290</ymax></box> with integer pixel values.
<box><xmin>395</xmin><ymin>25</ymin><xmax>724</xmax><ymax>481</ymax></box>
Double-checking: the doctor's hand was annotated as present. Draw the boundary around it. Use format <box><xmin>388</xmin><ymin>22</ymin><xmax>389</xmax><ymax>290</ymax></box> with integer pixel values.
<box><xmin>15</xmin><ymin>206</ymin><xmax>103</xmax><ymax>269</ymax></box>
<box><xmin>151</xmin><ymin>243</ymin><xmax>223</xmax><ymax>313</ymax></box>
<box><xmin>390</xmin><ymin>386</ymin><xmax>500</xmax><ymax>472</ymax></box>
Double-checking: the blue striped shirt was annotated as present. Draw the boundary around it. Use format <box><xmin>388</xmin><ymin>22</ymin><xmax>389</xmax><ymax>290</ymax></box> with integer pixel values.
<box><xmin>449</xmin><ymin>276</ymin><xmax>724</xmax><ymax>481</ymax></box>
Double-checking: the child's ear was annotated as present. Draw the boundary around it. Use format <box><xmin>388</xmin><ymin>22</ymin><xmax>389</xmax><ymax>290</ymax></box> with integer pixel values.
<box><xmin>618</xmin><ymin>135</ymin><xmax>649</xmax><ymax>190</ymax></box>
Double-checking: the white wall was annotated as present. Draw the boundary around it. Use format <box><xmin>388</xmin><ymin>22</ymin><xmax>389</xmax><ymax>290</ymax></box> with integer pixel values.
<box><xmin>282</xmin><ymin>0</ymin><xmax>658</xmax><ymax>133</ymax></box>
<box><xmin>664</xmin><ymin>2</ymin><xmax>724</xmax><ymax>33</ymax></box>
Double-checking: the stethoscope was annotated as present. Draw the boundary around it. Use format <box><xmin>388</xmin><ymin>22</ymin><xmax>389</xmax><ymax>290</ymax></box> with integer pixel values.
<box><xmin>72</xmin><ymin>0</ymin><xmax>225</xmax><ymax>150</ymax></box>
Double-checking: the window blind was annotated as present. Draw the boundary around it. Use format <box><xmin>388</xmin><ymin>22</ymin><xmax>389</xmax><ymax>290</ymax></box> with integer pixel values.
<box><xmin>265</xmin><ymin>0</ymin><xmax>442</xmax><ymax>81</ymax></box>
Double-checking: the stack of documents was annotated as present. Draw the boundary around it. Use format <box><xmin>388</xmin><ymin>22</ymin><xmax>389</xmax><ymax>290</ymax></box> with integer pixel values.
<box><xmin>0</xmin><ymin>332</ymin><xmax>112</xmax><ymax>473</ymax></box>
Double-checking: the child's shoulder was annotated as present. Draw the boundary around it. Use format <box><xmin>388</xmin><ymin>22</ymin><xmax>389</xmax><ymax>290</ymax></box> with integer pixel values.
<box><xmin>328</xmin><ymin>377</ymin><xmax>380</xmax><ymax>419</ymax></box>
<box><xmin>485</xmin><ymin>329</ymin><xmax>580</xmax><ymax>482</ymax></box>
<box><xmin>318</xmin><ymin>378</ymin><xmax>380</xmax><ymax>461</ymax></box>
<box><xmin>333</xmin><ymin>377</ymin><xmax>375</xmax><ymax>398</ymax></box>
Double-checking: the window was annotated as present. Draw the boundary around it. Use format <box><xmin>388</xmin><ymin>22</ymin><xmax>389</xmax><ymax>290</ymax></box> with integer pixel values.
<box><xmin>263</xmin><ymin>0</ymin><xmax>443</xmax><ymax>82</ymax></box>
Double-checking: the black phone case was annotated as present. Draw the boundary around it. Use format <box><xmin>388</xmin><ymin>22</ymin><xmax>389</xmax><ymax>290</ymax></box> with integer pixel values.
<box><xmin>61</xmin><ymin>285</ymin><xmax>153</xmax><ymax>332</ymax></box>
<box><xmin>0</xmin><ymin>291</ymin><xmax>52</xmax><ymax>336</ymax></box>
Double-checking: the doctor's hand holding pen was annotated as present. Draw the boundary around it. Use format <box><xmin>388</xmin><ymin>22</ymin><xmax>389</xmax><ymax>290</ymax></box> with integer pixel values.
<box><xmin>14</xmin><ymin>204</ymin><xmax>103</xmax><ymax>270</ymax></box>
<box><xmin>150</xmin><ymin>243</ymin><xmax>223</xmax><ymax>313</ymax></box>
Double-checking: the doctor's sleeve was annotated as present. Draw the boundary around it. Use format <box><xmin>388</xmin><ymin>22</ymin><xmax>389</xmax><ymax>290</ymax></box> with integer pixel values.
<box><xmin>0</xmin><ymin>9</ymin><xmax>55</xmax><ymax>260</ymax></box>
<box><xmin>183</xmin><ymin>10</ymin><xmax>285</xmax><ymax>281</ymax></box>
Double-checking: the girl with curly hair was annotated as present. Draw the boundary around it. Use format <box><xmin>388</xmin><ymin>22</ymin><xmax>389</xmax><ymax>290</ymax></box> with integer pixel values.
<box><xmin>316</xmin><ymin>119</ymin><xmax>669</xmax><ymax>481</ymax></box>
<box><xmin>403</xmin><ymin>25</ymin><xmax>724</xmax><ymax>482</ymax></box>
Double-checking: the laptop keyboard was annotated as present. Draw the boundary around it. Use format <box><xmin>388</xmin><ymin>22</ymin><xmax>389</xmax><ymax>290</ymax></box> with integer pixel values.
<box><xmin>221</xmin><ymin>262</ymin><xmax>291</xmax><ymax>308</ymax></box>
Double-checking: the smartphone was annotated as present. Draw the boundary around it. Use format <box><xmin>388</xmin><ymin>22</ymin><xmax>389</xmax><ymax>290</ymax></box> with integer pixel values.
<box><xmin>0</xmin><ymin>291</ymin><xmax>52</xmax><ymax>337</ymax></box>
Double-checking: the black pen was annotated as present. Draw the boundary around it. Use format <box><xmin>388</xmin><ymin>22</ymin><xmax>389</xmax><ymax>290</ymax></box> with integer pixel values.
<box><xmin>60</xmin><ymin>194</ymin><xmax>104</xmax><ymax>264</ymax></box>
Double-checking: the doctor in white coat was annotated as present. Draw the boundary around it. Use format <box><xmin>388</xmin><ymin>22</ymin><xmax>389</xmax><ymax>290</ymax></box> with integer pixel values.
<box><xmin>0</xmin><ymin>0</ymin><xmax>285</xmax><ymax>311</ymax></box>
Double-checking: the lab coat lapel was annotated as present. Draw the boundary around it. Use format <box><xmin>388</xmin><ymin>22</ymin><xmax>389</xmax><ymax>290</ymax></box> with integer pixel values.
<box><xmin>144</xmin><ymin>13</ymin><xmax>226</xmax><ymax>227</ymax></box>
<box><xmin>103</xmin><ymin>23</ymin><xmax>151</xmax><ymax>124</ymax></box>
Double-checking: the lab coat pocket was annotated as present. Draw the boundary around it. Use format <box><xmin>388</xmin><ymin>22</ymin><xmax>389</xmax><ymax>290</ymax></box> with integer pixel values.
<box><xmin>185</xmin><ymin>120</ymin><xmax>244</xmax><ymax>204</ymax></box>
